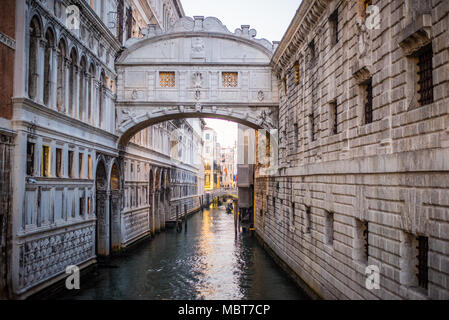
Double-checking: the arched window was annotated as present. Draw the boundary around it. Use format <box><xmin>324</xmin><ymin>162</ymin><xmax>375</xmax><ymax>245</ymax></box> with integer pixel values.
<box><xmin>88</xmin><ymin>63</ymin><xmax>95</xmax><ymax>124</ymax></box>
<box><xmin>28</xmin><ymin>16</ymin><xmax>42</xmax><ymax>100</ymax></box>
<box><xmin>43</xmin><ymin>28</ymin><xmax>55</xmax><ymax>106</ymax></box>
<box><xmin>68</xmin><ymin>48</ymin><xmax>78</xmax><ymax>117</ymax></box>
<box><xmin>79</xmin><ymin>56</ymin><xmax>87</xmax><ymax>120</ymax></box>
<box><xmin>56</xmin><ymin>39</ymin><xmax>66</xmax><ymax>112</ymax></box>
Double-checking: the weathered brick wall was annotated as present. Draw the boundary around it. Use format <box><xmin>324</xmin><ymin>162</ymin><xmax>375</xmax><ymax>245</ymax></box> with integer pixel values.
<box><xmin>256</xmin><ymin>0</ymin><xmax>449</xmax><ymax>299</ymax></box>
<box><xmin>0</xmin><ymin>134</ymin><xmax>13</xmax><ymax>299</ymax></box>
<box><xmin>0</xmin><ymin>0</ymin><xmax>15</xmax><ymax>121</ymax></box>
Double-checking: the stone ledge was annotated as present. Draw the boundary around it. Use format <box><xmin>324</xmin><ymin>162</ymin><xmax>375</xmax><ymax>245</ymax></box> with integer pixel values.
<box><xmin>399</xmin><ymin>14</ymin><xmax>432</xmax><ymax>56</ymax></box>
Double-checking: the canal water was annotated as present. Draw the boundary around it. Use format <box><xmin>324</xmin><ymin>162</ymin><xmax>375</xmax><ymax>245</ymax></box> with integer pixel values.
<box><xmin>59</xmin><ymin>206</ymin><xmax>310</xmax><ymax>300</ymax></box>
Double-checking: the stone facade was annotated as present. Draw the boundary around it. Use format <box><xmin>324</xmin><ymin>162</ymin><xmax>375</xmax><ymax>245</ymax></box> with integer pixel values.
<box><xmin>255</xmin><ymin>0</ymin><xmax>449</xmax><ymax>299</ymax></box>
<box><xmin>2</xmin><ymin>0</ymin><xmax>196</xmax><ymax>299</ymax></box>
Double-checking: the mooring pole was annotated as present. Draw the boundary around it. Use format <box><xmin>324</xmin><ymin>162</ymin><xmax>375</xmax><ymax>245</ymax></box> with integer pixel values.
<box><xmin>234</xmin><ymin>199</ymin><xmax>239</xmax><ymax>234</ymax></box>
<box><xmin>184</xmin><ymin>205</ymin><xmax>187</xmax><ymax>232</ymax></box>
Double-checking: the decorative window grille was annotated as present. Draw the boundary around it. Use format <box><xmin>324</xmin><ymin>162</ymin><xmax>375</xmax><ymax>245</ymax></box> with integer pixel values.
<box><xmin>416</xmin><ymin>236</ymin><xmax>429</xmax><ymax>289</ymax></box>
<box><xmin>160</xmin><ymin>72</ymin><xmax>175</xmax><ymax>87</ymax></box>
<box><xmin>417</xmin><ymin>44</ymin><xmax>434</xmax><ymax>106</ymax></box>
<box><xmin>364</xmin><ymin>78</ymin><xmax>373</xmax><ymax>124</ymax></box>
<box><xmin>222</xmin><ymin>72</ymin><xmax>238</xmax><ymax>88</ymax></box>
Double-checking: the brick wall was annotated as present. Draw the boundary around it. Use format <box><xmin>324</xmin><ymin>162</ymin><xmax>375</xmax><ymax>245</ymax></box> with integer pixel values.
<box><xmin>0</xmin><ymin>0</ymin><xmax>15</xmax><ymax>121</ymax></box>
<box><xmin>256</xmin><ymin>0</ymin><xmax>449</xmax><ymax>300</ymax></box>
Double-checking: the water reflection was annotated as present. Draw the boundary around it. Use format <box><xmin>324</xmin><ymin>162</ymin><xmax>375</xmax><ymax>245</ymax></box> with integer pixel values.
<box><xmin>58</xmin><ymin>207</ymin><xmax>309</xmax><ymax>300</ymax></box>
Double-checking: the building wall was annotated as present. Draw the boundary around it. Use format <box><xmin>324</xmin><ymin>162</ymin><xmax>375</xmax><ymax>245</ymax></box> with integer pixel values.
<box><xmin>256</xmin><ymin>0</ymin><xmax>449</xmax><ymax>300</ymax></box>
<box><xmin>0</xmin><ymin>0</ymin><xmax>16</xmax><ymax>299</ymax></box>
<box><xmin>9</xmin><ymin>0</ymin><xmax>122</xmax><ymax>298</ymax></box>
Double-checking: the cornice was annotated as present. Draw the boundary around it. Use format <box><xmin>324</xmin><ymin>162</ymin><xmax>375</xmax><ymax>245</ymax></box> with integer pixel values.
<box><xmin>271</xmin><ymin>0</ymin><xmax>331</xmax><ymax>73</ymax></box>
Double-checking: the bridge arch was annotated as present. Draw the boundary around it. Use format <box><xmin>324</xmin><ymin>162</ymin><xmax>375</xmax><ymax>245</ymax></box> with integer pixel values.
<box><xmin>115</xmin><ymin>16</ymin><xmax>279</xmax><ymax>147</ymax></box>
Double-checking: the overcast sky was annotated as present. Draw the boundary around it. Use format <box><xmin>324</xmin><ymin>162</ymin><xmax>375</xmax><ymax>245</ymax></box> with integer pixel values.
<box><xmin>183</xmin><ymin>0</ymin><xmax>301</xmax><ymax>147</ymax></box>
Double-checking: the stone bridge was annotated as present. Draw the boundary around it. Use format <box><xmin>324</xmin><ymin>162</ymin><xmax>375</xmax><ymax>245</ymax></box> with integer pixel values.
<box><xmin>115</xmin><ymin>16</ymin><xmax>279</xmax><ymax>146</ymax></box>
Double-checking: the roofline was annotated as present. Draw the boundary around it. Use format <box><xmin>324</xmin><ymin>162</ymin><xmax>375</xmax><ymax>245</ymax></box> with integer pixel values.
<box><xmin>172</xmin><ymin>0</ymin><xmax>185</xmax><ymax>18</ymax></box>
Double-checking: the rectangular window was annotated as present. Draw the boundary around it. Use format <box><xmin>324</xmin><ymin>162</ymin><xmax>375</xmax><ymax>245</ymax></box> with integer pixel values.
<box><xmin>309</xmin><ymin>40</ymin><xmax>316</xmax><ymax>62</ymax></box>
<box><xmin>26</xmin><ymin>142</ymin><xmax>35</xmax><ymax>176</ymax></box>
<box><xmin>354</xmin><ymin>219</ymin><xmax>369</xmax><ymax>263</ymax></box>
<box><xmin>293</xmin><ymin>123</ymin><xmax>298</xmax><ymax>147</ymax></box>
<box><xmin>160</xmin><ymin>72</ymin><xmax>175</xmax><ymax>87</ymax></box>
<box><xmin>222</xmin><ymin>72</ymin><xmax>238</xmax><ymax>88</ymax></box>
<box><xmin>325</xmin><ymin>211</ymin><xmax>334</xmax><ymax>245</ymax></box>
<box><xmin>68</xmin><ymin>150</ymin><xmax>74</xmax><ymax>178</ymax></box>
<box><xmin>417</xmin><ymin>236</ymin><xmax>429</xmax><ymax>290</ymax></box>
<box><xmin>364</xmin><ymin>78</ymin><xmax>373</xmax><ymax>124</ymax></box>
<box><xmin>88</xmin><ymin>155</ymin><xmax>92</xmax><ymax>179</ymax></box>
<box><xmin>329</xmin><ymin>8</ymin><xmax>339</xmax><ymax>46</ymax></box>
<box><xmin>417</xmin><ymin>44</ymin><xmax>434</xmax><ymax>106</ymax></box>
<box><xmin>330</xmin><ymin>101</ymin><xmax>338</xmax><ymax>135</ymax></box>
<box><xmin>56</xmin><ymin>148</ymin><xmax>63</xmax><ymax>178</ymax></box>
<box><xmin>79</xmin><ymin>193</ymin><xmax>85</xmax><ymax>216</ymax></box>
<box><xmin>294</xmin><ymin>61</ymin><xmax>300</xmax><ymax>84</ymax></box>
<box><xmin>309</xmin><ymin>113</ymin><xmax>316</xmax><ymax>142</ymax></box>
<box><xmin>42</xmin><ymin>145</ymin><xmax>51</xmax><ymax>177</ymax></box>
<box><xmin>79</xmin><ymin>153</ymin><xmax>84</xmax><ymax>179</ymax></box>
<box><xmin>206</xmin><ymin>133</ymin><xmax>210</xmax><ymax>140</ymax></box>
<box><xmin>305</xmin><ymin>206</ymin><xmax>312</xmax><ymax>233</ymax></box>
<box><xmin>88</xmin><ymin>197</ymin><xmax>92</xmax><ymax>214</ymax></box>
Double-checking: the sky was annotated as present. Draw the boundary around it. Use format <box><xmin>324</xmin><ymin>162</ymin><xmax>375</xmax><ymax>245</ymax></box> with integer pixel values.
<box><xmin>181</xmin><ymin>0</ymin><xmax>300</xmax><ymax>42</ymax></box>
<box><xmin>184</xmin><ymin>0</ymin><xmax>301</xmax><ymax>147</ymax></box>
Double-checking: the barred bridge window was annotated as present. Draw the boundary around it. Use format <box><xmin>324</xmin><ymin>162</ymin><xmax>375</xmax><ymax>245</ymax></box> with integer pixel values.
<box><xmin>223</xmin><ymin>72</ymin><xmax>238</xmax><ymax>88</ymax></box>
<box><xmin>417</xmin><ymin>44</ymin><xmax>434</xmax><ymax>106</ymax></box>
<box><xmin>160</xmin><ymin>72</ymin><xmax>175</xmax><ymax>87</ymax></box>
<box><xmin>417</xmin><ymin>236</ymin><xmax>429</xmax><ymax>290</ymax></box>
<box><xmin>364</xmin><ymin>78</ymin><xmax>373</xmax><ymax>124</ymax></box>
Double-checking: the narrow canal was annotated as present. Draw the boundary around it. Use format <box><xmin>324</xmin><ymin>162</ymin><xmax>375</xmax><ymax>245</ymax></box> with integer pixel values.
<box><xmin>58</xmin><ymin>206</ymin><xmax>310</xmax><ymax>300</ymax></box>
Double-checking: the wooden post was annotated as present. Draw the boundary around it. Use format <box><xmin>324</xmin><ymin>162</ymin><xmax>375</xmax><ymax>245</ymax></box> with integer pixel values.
<box><xmin>234</xmin><ymin>199</ymin><xmax>239</xmax><ymax>234</ymax></box>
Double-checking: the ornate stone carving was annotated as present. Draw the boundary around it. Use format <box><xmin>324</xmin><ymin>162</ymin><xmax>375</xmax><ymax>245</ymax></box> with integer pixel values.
<box><xmin>18</xmin><ymin>225</ymin><xmax>95</xmax><ymax>290</ymax></box>
<box><xmin>192</xmin><ymin>72</ymin><xmax>203</xmax><ymax>89</ymax></box>
<box><xmin>191</xmin><ymin>38</ymin><xmax>205</xmax><ymax>58</ymax></box>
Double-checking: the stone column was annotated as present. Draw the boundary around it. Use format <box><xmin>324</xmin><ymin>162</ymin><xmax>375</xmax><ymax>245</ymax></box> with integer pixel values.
<box><xmin>64</xmin><ymin>58</ymin><xmax>70</xmax><ymax>114</ymax></box>
<box><xmin>74</xmin><ymin>66</ymin><xmax>80</xmax><ymax>119</ymax></box>
<box><xmin>51</xmin><ymin>46</ymin><xmax>58</xmax><ymax>110</ymax></box>
<box><xmin>36</xmin><ymin>39</ymin><xmax>45</xmax><ymax>104</ymax></box>
<box><xmin>96</xmin><ymin>191</ymin><xmax>110</xmax><ymax>256</ymax></box>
